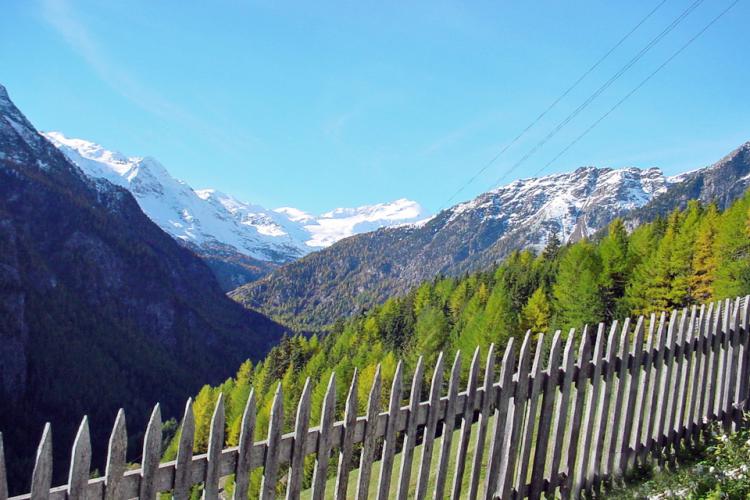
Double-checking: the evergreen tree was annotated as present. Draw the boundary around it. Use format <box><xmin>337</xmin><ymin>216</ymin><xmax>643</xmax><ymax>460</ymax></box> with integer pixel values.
<box><xmin>520</xmin><ymin>286</ymin><xmax>551</xmax><ymax>334</ymax></box>
<box><xmin>598</xmin><ymin>219</ymin><xmax>630</xmax><ymax>321</ymax></box>
<box><xmin>552</xmin><ymin>241</ymin><xmax>604</xmax><ymax>330</ymax></box>
<box><xmin>690</xmin><ymin>203</ymin><xmax>720</xmax><ymax>302</ymax></box>
<box><xmin>714</xmin><ymin>193</ymin><xmax>750</xmax><ymax>298</ymax></box>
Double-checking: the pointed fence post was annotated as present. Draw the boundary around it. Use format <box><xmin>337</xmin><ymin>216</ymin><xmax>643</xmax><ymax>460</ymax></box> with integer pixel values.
<box><xmin>204</xmin><ymin>394</ymin><xmax>225</xmax><ymax>500</ymax></box>
<box><xmin>356</xmin><ymin>366</ymin><xmax>382</xmax><ymax>500</ymax></box>
<box><xmin>415</xmin><ymin>353</ymin><xmax>444</xmax><ymax>500</ymax></box>
<box><xmin>451</xmin><ymin>347</ymin><xmax>480</xmax><ymax>499</ymax></box>
<box><xmin>546</xmin><ymin>331</ymin><xmax>576</xmax><ymax>497</ymax></box>
<box><xmin>619</xmin><ymin>317</ymin><xmax>645</xmax><ymax>475</ymax></box>
<box><xmin>312</xmin><ymin>373</ymin><xmax>336</xmax><ymax>500</ymax></box>
<box><xmin>434</xmin><ymin>354</ymin><xmax>460</xmax><ymax>500</ymax></box>
<box><xmin>233</xmin><ymin>390</ymin><xmax>256</xmax><ymax>500</ymax></box>
<box><xmin>376</xmin><ymin>362</ymin><xmax>403</xmax><ymax>500</ymax></box>
<box><xmin>484</xmin><ymin>340</ymin><xmax>516</xmax><ymax>500</ymax></box>
<box><xmin>0</xmin><ymin>433</ymin><xmax>7</xmax><ymax>500</ymax></box>
<box><xmin>174</xmin><ymin>399</ymin><xmax>195</xmax><ymax>500</ymax></box>
<box><xmin>30</xmin><ymin>423</ymin><xmax>52</xmax><ymax>500</ymax></box>
<box><xmin>68</xmin><ymin>417</ymin><xmax>92</xmax><ymax>499</ymax></box>
<box><xmin>530</xmin><ymin>331</ymin><xmax>563</xmax><ymax>499</ymax></box>
<box><xmin>589</xmin><ymin>322</ymin><xmax>619</xmax><ymax>490</ymax></box>
<box><xmin>468</xmin><ymin>344</ymin><xmax>496</xmax><ymax>500</ymax></box>
<box><xmin>104</xmin><ymin>410</ymin><xmax>127</xmax><ymax>500</ymax></box>
<box><xmin>286</xmin><ymin>382</ymin><xmax>310</xmax><ymax>500</ymax></box>
<box><xmin>575</xmin><ymin>323</ymin><xmax>605</xmax><ymax>495</ymax></box>
<box><xmin>335</xmin><ymin>370</ymin><xmax>359</xmax><ymax>500</ymax></box>
<box><xmin>140</xmin><ymin>404</ymin><xmax>162</xmax><ymax>500</ymax></box>
<box><xmin>604</xmin><ymin>319</ymin><xmax>631</xmax><ymax>480</ymax></box>
<box><xmin>516</xmin><ymin>335</ymin><xmax>545</xmax><ymax>498</ymax></box>
<box><xmin>397</xmin><ymin>359</ymin><xmax>424</xmax><ymax>500</ymax></box>
<box><xmin>261</xmin><ymin>385</ymin><xmax>283</xmax><ymax>500</ymax></box>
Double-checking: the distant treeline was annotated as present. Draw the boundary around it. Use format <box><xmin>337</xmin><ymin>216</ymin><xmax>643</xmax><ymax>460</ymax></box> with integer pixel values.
<box><xmin>170</xmin><ymin>191</ymin><xmax>750</xmax><ymax>497</ymax></box>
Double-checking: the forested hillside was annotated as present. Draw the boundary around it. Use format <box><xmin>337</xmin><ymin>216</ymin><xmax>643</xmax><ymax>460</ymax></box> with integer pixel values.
<box><xmin>174</xmin><ymin>191</ymin><xmax>750</xmax><ymax>496</ymax></box>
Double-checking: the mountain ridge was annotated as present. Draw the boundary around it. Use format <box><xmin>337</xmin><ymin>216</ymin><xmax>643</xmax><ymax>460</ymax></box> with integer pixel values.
<box><xmin>232</xmin><ymin>142</ymin><xmax>750</xmax><ymax>330</ymax></box>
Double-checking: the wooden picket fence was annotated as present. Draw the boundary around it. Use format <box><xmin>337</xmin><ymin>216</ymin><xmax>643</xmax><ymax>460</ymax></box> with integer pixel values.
<box><xmin>2</xmin><ymin>295</ymin><xmax>749</xmax><ymax>500</ymax></box>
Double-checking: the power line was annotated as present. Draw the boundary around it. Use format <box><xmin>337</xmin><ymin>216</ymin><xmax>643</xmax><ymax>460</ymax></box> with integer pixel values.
<box><xmin>485</xmin><ymin>0</ymin><xmax>706</xmax><ymax>193</ymax></box>
<box><xmin>533</xmin><ymin>0</ymin><xmax>740</xmax><ymax>178</ymax></box>
<box><xmin>441</xmin><ymin>0</ymin><xmax>669</xmax><ymax>208</ymax></box>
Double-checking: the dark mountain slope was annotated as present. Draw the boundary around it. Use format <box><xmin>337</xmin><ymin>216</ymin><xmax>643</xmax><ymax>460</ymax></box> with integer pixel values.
<box><xmin>0</xmin><ymin>84</ymin><xmax>286</xmax><ymax>491</ymax></box>
<box><xmin>233</xmin><ymin>143</ymin><xmax>750</xmax><ymax>331</ymax></box>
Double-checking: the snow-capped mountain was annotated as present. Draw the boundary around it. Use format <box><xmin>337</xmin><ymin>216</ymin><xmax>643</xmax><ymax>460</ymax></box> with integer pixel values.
<box><xmin>43</xmin><ymin>132</ymin><xmax>425</xmax><ymax>285</ymax></box>
<box><xmin>233</xmin><ymin>144</ymin><xmax>750</xmax><ymax>330</ymax></box>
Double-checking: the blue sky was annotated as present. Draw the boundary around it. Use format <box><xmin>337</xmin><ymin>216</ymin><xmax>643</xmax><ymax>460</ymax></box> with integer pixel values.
<box><xmin>2</xmin><ymin>0</ymin><xmax>748</xmax><ymax>214</ymax></box>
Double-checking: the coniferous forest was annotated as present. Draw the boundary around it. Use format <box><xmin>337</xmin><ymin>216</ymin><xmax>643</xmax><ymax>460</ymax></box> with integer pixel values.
<box><xmin>172</xmin><ymin>192</ymin><xmax>750</xmax><ymax>496</ymax></box>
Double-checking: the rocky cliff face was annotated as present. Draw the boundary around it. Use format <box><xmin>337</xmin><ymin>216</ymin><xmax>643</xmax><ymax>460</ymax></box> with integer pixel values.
<box><xmin>233</xmin><ymin>143</ymin><xmax>750</xmax><ymax>330</ymax></box>
<box><xmin>0</xmin><ymin>84</ymin><xmax>287</xmax><ymax>491</ymax></box>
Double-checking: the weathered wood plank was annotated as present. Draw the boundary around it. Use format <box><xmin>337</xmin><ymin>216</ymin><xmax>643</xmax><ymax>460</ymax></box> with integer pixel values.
<box><xmin>686</xmin><ymin>305</ymin><xmax>706</xmax><ymax>445</ymax></box>
<box><xmin>30</xmin><ymin>423</ymin><xmax>52</xmax><ymax>500</ymax></box>
<box><xmin>451</xmin><ymin>347</ymin><xmax>480</xmax><ymax>499</ymax></box>
<box><xmin>67</xmin><ymin>417</ymin><xmax>91</xmax><ymax>500</ymax></box>
<box><xmin>737</xmin><ymin>296</ymin><xmax>750</xmax><ymax>410</ymax></box>
<box><xmin>575</xmin><ymin>323</ymin><xmax>605</xmax><ymax>494</ymax></box>
<box><xmin>670</xmin><ymin>308</ymin><xmax>692</xmax><ymax>448</ymax></box>
<box><xmin>312</xmin><ymin>374</ymin><xmax>337</xmax><ymax>500</ymax></box>
<box><xmin>286</xmin><ymin>381</ymin><xmax>310</xmax><ymax>500</ymax></box>
<box><xmin>516</xmin><ymin>335</ymin><xmax>545</xmax><ymax>499</ymax></box>
<box><xmin>497</xmin><ymin>331</ymin><xmax>532</xmax><ymax>500</ymax></box>
<box><xmin>693</xmin><ymin>303</ymin><xmax>713</xmax><ymax>443</ymax></box>
<box><xmin>562</xmin><ymin>326</ymin><xmax>592</xmax><ymax>500</ymax></box>
<box><xmin>435</xmin><ymin>353</ymin><xmax>460</xmax><ymax>500</ymax></box>
<box><xmin>261</xmin><ymin>386</ymin><xmax>283</xmax><ymax>500</ymax></box>
<box><xmin>174</xmin><ymin>399</ymin><xmax>195</xmax><ymax>499</ymax></box>
<box><xmin>531</xmin><ymin>332</ymin><xmax>563</xmax><ymax>481</ymax></box>
<box><xmin>605</xmin><ymin>319</ymin><xmax>630</xmax><ymax>479</ymax></box>
<box><xmin>546</xmin><ymin>330</ymin><xmax>575</xmax><ymax>496</ymax></box>
<box><xmin>674</xmin><ymin>307</ymin><xmax>697</xmax><ymax>445</ymax></box>
<box><xmin>355</xmin><ymin>365</ymin><xmax>382</xmax><ymax>500</ymax></box>
<box><xmin>415</xmin><ymin>353</ymin><xmax>444</xmax><ymax>500</ymax></box>
<box><xmin>234</xmin><ymin>389</ymin><xmax>256</xmax><ymax>500</ymax></box>
<box><xmin>335</xmin><ymin>370</ymin><xmax>359</xmax><ymax>500</ymax></box>
<box><xmin>640</xmin><ymin>313</ymin><xmax>666</xmax><ymax>463</ymax></box>
<box><xmin>483</xmin><ymin>340</ymin><xmax>516</xmax><ymax>500</ymax></box>
<box><xmin>619</xmin><ymin>317</ymin><xmax>645</xmax><ymax>475</ymax></box>
<box><xmin>468</xmin><ymin>344</ymin><xmax>496</xmax><ymax>500</ymax></box>
<box><xmin>204</xmin><ymin>394</ymin><xmax>225</xmax><ymax>500</ymax></box>
<box><xmin>140</xmin><ymin>404</ymin><xmax>161</xmax><ymax>500</ymax></box>
<box><xmin>590</xmin><ymin>322</ymin><xmax>619</xmax><ymax>489</ymax></box>
<box><xmin>104</xmin><ymin>410</ymin><xmax>126</xmax><ymax>500</ymax></box>
<box><xmin>651</xmin><ymin>310</ymin><xmax>678</xmax><ymax>463</ymax></box>
<box><xmin>397</xmin><ymin>359</ymin><xmax>424</xmax><ymax>500</ymax></box>
<box><xmin>707</xmin><ymin>301</ymin><xmax>724</xmax><ymax>422</ymax></box>
<box><xmin>376</xmin><ymin>362</ymin><xmax>402</xmax><ymax>500</ymax></box>
<box><xmin>724</xmin><ymin>298</ymin><xmax>742</xmax><ymax>430</ymax></box>
<box><xmin>716</xmin><ymin>299</ymin><xmax>731</xmax><ymax>425</ymax></box>
<box><xmin>0</xmin><ymin>433</ymin><xmax>7</xmax><ymax>500</ymax></box>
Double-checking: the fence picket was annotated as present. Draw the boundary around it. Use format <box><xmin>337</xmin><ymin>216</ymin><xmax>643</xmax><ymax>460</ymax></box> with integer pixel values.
<box><xmin>640</xmin><ymin>314</ymin><xmax>666</xmax><ymax>463</ymax></box>
<box><xmin>605</xmin><ymin>319</ymin><xmax>630</xmax><ymax>479</ymax></box>
<box><xmin>451</xmin><ymin>347</ymin><xmax>480</xmax><ymax>499</ymax></box>
<box><xmin>397</xmin><ymin>359</ymin><xmax>423</xmax><ymax>500</ymax></box>
<box><xmin>67</xmin><ymin>417</ymin><xmax>91</xmax><ymax>500</ymax></box>
<box><xmin>590</xmin><ymin>322</ymin><xmax>619</xmax><ymax>489</ymax></box>
<box><xmin>261</xmin><ymin>386</ymin><xmax>284</xmax><ymax>500</ymax></box>
<box><xmin>204</xmin><ymin>393</ymin><xmax>225</xmax><ymax>499</ymax></box>
<box><xmin>619</xmin><ymin>317</ymin><xmax>645</xmax><ymax>475</ymax></box>
<box><xmin>652</xmin><ymin>310</ymin><xmax>678</xmax><ymax>463</ymax></box>
<box><xmin>376</xmin><ymin>361</ymin><xmax>403</xmax><ymax>500</ymax></box>
<box><xmin>104</xmin><ymin>410</ymin><xmax>126</xmax><ymax>500</ymax></box>
<box><xmin>737</xmin><ymin>297</ymin><xmax>750</xmax><ymax>414</ymax></box>
<box><xmin>497</xmin><ymin>331</ymin><xmax>533</xmax><ymax>500</ymax></box>
<box><xmin>140</xmin><ymin>404</ymin><xmax>161</xmax><ymax>500</ymax></box>
<box><xmin>312</xmin><ymin>374</ymin><xmax>336</xmax><ymax>500</ymax></box>
<box><xmin>434</xmin><ymin>354</ymin><xmax>460</xmax><ymax>500</ymax></box>
<box><xmin>516</xmin><ymin>335</ymin><xmax>545</xmax><ymax>499</ymax></box>
<box><xmin>696</xmin><ymin>303</ymin><xmax>715</xmax><ymax>441</ymax></box>
<box><xmin>686</xmin><ymin>305</ymin><xmax>706</xmax><ymax>444</ymax></box>
<box><xmin>287</xmin><ymin>381</ymin><xmax>311</xmax><ymax>500</ymax></box>
<box><xmin>415</xmin><ymin>353</ymin><xmax>444</xmax><ymax>500</ymax></box>
<box><xmin>174</xmin><ymin>399</ymin><xmax>195</xmax><ymax>500</ymax></box>
<box><xmin>0</xmin><ymin>433</ymin><xmax>7</xmax><ymax>500</ymax></box>
<box><xmin>707</xmin><ymin>301</ymin><xmax>724</xmax><ymax>422</ymax></box>
<box><xmin>30</xmin><ymin>423</ymin><xmax>52</xmax><ymax>500</ymax></box>
<box><xmin>546</xmin><ymin>331</ymin><xmax>575</xmax><ymax>496</ymax></box>
<box><xmin>234</xmin><ymin>389</ymin><xmax>256</xmax><ymax>500</ymax></box>
<box><xmin>530</xmin><ymin>331</ymin><xmax>563</xmax><ymax>500</ymax></box>
<box><xmin>355</xmin><ymin>365</ymin><xmax>382</xmax><ymax>500</ymax></box>
<box><xmin>468</xmin><ymin>344</ymin><xmax>496</xmax><ymax>500</ymax></box>
<box><xmin>575</xmin><ymin>324</ymin><xmax>605</xmax><ymax>494</ymax></box>
<box><xmin>334</xmin><ymin>370</ymin><xmax>359</xmax><ymax>500</ymax></box>
<box><xmin>483</xmin><ymin>340</ymin><xmax>516</xmax><ymax>500</ymax></box>
<box><xmin>724</xmin><ymin>298</ymin><xmax>742</xmax><ymax>430</ymax></box>
<box><xmin>673</xmin><ymin>307</ymin><xmax>697</xmax><ymax>446</ymax></box>
<box><xmin>562</xmin><ymin>327</ymin><xmax>593</xmax><ymax>500</ymax></box>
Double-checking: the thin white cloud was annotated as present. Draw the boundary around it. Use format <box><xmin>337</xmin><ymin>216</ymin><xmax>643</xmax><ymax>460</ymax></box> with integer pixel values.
<box><xmin>39</xmin><ymin>0</ymin><xmax>258</xmax><ymax>155</ymax></box>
